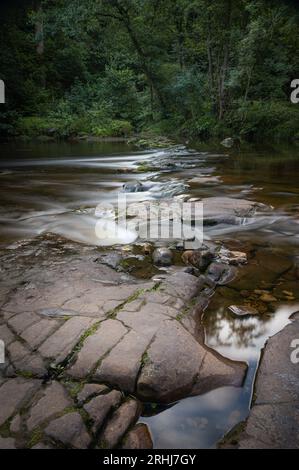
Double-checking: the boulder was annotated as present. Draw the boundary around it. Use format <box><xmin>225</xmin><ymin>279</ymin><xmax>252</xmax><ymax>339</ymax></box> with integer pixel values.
<box><xmin>152</xmin><ymin>247</ymin><xmax>173</xmax><ymax>266</ymax></box>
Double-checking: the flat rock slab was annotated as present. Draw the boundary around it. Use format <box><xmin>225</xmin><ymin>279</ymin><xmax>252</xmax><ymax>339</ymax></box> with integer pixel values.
<box><xmin>0</xmin><ymin>378</ymin><xmax>40</xmax><ymax>426</ymax></box>
<box><xmin>77</xmin><ymin>384</ymin><xmax>109</xmax><ymax>405</ymax></box>
<box><xmin>39</xmin><ymin>316</ymin><xmax>96</xmax><ymax>364</ymax></box>
<box><xmin>26</xmin><ymin>381</ymin><xmax>73</xmax><ymax>431</ymax></box>
<box><xmin>237</xmin><ymin>315</ymin><xmax>299</xmax><ymax>448</ymax></box>
<box><xmin>68</xmin><ymin>319</ymin><xmax>127</xmax><ymax>379</ymax></box>
<box><xmin>99</xmin><ymin>399</ymin><xmax>141</xmax><ymax>448</ymax></box>
<box><xmin>7</xmin><ymin>341</ymin><xmax>46</xmax><ymax>377</ymax></box>
<box><xmin>84</xmin><ymin>390</ymin><xmax>122</xmax><ymax>434</ymax></box>
<box><xmin>45</xmin><ymin>412</ymin><xmax>91</xmax><ymax>449</ymax></box>
<box><xmin>95</xmin><ymin>330</ymin><xmax>151</xmax><ymax>393</ymax></box>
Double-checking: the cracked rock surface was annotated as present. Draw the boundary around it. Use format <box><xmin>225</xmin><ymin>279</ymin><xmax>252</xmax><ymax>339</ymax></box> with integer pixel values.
<box><xmin>0</xmin><ymin>235</ymin><xmax>246</xmax><ymax>448</ymax></box>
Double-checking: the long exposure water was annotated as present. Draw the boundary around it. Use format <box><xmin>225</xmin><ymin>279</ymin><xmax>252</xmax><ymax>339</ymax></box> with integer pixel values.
<box><xmin>0</xmin><ymin>140</ymin><xmax>298</xmax><ymax>448</ymax></box>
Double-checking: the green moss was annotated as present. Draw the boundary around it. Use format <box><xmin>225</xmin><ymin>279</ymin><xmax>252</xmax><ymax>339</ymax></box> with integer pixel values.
<box><xmin>27</xmin><ymin>428</ymin><xmax>43</xmax><ymax>448</ymax></box>
<box><xmin>0</xmin><ymin>419</ymin><xmax>12</xmax><ymax>438</ymax></box>
<box><xmin>141</xmin><ymin>351</ymin><xmax>149</xmax><ymax>367</ymax></box>
<box><xmin>15</xmin><ymin>370</ymin><xmax>35</xmax><ymax>379</ymax></box>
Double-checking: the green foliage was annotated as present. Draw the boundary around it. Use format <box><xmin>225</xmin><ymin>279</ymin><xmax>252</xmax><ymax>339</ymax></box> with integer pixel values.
<box><xmin>0</xmin><ymin>0</ymin><xmax>298</xmax><ymax>142</ymax></box>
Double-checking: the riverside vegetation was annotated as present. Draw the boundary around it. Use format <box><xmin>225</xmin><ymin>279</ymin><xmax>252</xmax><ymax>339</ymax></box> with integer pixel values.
<box><xmin>0</xmin><ymin>0</ymin><xmax>299</xmax><ymax>143</ymax></box>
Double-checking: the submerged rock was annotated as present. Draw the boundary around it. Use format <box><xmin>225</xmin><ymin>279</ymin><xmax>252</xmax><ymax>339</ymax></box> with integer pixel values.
<box><xmin>228</xmin><ymin>305</ymin><xmax>259</xmax><ymax>316</ymax></box>
<box><xmin>259</xmin><ymin>292</ymin><xmax>277</xmax><ymax>303</ymax></box>
<box><xmin>152</xmin><ymin>247</ymin><xmax>173</xmax><ymax>266</ymax></box>
<box><xmin>219</xmin><ymin>248</ymin><xmax>247</xmax><ymax>266</ymax></box>
<box><xmin>206</xmin><ymin>262</ymin><xmax>236</xmax><ymax>285</ymax></box>
<box><xmin>123</xmin><ymin>181</ymin><xmax>144</xmax><ymax>193</ymax></box>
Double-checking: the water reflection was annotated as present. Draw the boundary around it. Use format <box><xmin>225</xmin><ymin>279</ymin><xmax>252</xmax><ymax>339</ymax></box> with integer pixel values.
<box><xmin>142</xmin><ymin>303</ymin><xmax>299</xmax><ymax>448</ymax></box>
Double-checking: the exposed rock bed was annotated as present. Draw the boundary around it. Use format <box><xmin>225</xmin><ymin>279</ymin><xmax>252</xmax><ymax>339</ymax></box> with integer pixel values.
<box><xmin>0</xmin><ymin>234</ymin><xmax>247</xmax><ymax>449</ymax></box>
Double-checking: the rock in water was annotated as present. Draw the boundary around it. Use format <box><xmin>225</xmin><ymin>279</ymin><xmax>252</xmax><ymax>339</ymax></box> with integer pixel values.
<box><xmin>123</xmin><ymin>181</ymin><xmax>144</xmax><ymax>193</ymax></box>
<box><xmin>152</xmin><ymin>247</ymin><xmax>173</xmax><ymax>266</ymax></box>
<box><xmin>181</xmin><ymin>249</ymin><xmax>214</xmax><ymax>271</ymax></box>
<box><xmin>259</xmin><ymin>292</ymin><xmax>277</xmax><ymax>303</ymax></box>
<box><xmin>221</xmin><ymin>137</ymin><xmax>234</xmax><ymax>148</ymax></box>
<box><xmin>228</xmin><ymin>305</ymin><xmax>259</xmax><ymax>316</ymax></box>
<box><xmin>219</xmin><ymin>248</ymin><xmax>247</xmax><ymax>265</ymax></box>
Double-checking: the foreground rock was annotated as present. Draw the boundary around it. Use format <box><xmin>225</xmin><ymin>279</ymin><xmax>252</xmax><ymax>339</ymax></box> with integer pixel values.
<box><xmin>0</xmin><ymin>235</ymin><xmax>247</xmax><ymax>447</ymax></box>
<box><xmin>223</xmin><ymin>313</ymin><xmax>299</xmax><ymax>449</ymax></box>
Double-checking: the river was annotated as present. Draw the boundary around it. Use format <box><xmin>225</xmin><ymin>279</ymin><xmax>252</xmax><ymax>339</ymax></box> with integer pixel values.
<box><xmin>0</xmin><ymin>140</ymin><xmax>298</xmax><ymax>448</ymax></box>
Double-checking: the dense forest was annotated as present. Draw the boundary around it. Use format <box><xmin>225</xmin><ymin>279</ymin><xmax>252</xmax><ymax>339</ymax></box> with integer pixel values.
<box><xmin>0</xmin><ymin>0</ymin><xmax>299</xmax><ymax>143</ymax></box>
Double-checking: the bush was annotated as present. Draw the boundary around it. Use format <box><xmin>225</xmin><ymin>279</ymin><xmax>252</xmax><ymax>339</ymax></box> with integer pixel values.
<box><xmin>228</xmin><ymin>101</ymin><xmax>299</xmax><ymax>142</ymax></box>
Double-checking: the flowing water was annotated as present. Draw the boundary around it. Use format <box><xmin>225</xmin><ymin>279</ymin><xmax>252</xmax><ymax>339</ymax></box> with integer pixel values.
<box><xmin>0</xmin><ymin>140</ymin><xmax>299</xmax><ymax>448</ymax></box>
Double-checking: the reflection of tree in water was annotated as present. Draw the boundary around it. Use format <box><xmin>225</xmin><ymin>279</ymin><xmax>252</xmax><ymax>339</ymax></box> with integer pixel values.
<box><xmin>203</xmin><ymin>302</ymin><xmax>271</xmax><ymax>349</ymax></box>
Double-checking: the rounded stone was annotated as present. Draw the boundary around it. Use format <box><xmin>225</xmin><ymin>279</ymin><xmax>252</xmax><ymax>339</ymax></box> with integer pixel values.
<box><xmin>152</xmin><ymin>247</ymin><xmax>173</xmax><ymax>266</ymax></box>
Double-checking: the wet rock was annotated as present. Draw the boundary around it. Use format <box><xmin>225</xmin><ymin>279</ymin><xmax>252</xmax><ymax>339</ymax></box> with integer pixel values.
<box><xmin>206</xmin><ymin>262</ymin><xmax>236</xmax><ymax>285</ymax></box>
<box><xmin>141</xmin><ymin>243</ymin><xmax>153</xmax><ymax>255</ymax></box>
<box><xmin>219</xmin><ymin>248</ymin><xmax>247</xmax><ymax>266</ymax></box>
<box><xmin>121</xmin><ymin>423</ymin><xmax>153</xmax><ymax>449</ymax></box>
<box><xmin>77</xmin><ymin>384</ymin><xmax>108</xmax><ymax>405</ymax></box>
<box><xmin>123</xmin><ymin>181</ymin><xmax>144</xmax><ymax>193</ymax></box>
<box><xmin>45</xmin><ymin>412</ymin><xmax>91</xmax><ymax>448</ymax></box>
<box><xmin>273</xmin><ymin>281</ymin><xmax>299</xmax><ymax>300</ymax></box>
<box><xmin>84</xmin><ymin>390</ymin><xmax>122</xmax><ymax>433</ymax></box>
<box><xmin>0</xmin><ymin>378</ymin><xmax>40</xmax><ymax>426</ymax></box>
<box><xmin>228</xmin><ymin>305</ymin><xmax>259</xmax><ymax>316</ymax></box>
<box><xmin>152</xmin><ymin>247</ymin><xmax>173</xmax><ymax>266</ymax></box>
<box><xmin>99</xmin><ymin>399</ymin><xmax>141</xmax><ymax>448</ymax></box>
<box><xmin>162</xmin><ymin>271</ymin><xmax>204</xmax><ymax>302</ymax></box>
<box><xmin>27</xmin><ymin>381</ymin><xmax>72</xmax><ymax>431</ymax></box>
<box><xmin>181</xmin><ymin>249</ymin><xmax>214</xmax><ymax>271</ymax></box>
<box><xmin>99</xmin><ymin>253</ymin><xmax>122</xmax><ymax>270</ymax></box>
<box><xmin>202</xmin><ymin>197</ymin><xmax>265</xmax><ymax>224</ymax></box>
<box><xmin>259</xmin><ymin>293</ymin><xmax>277</xmax><ymax>303</ymax></box>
